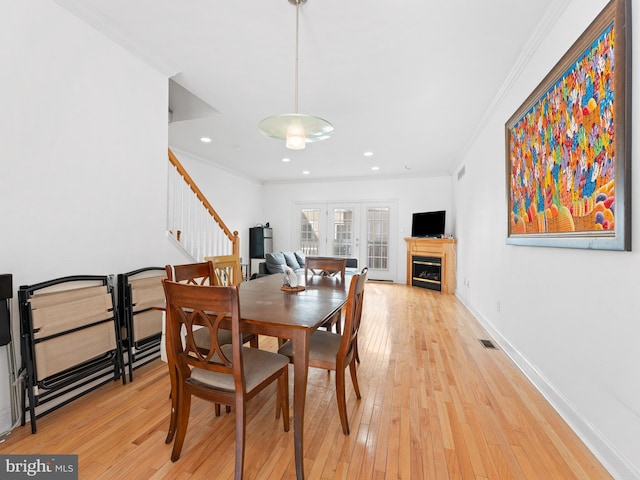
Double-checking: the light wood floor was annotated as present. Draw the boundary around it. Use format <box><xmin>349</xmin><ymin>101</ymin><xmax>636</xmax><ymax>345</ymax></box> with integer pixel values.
<box><xmin>1</xmin><ymin>282</ymin><xmax>613</xmax><ymax>479</ymax></box>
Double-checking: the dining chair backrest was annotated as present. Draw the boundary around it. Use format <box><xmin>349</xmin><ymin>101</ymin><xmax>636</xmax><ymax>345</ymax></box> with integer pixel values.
<box><xmin>305</xmin><ymin>256</ymin><xmax>347</xmax><ymax>279</ymax></box>
<box><xmin>165</xmin><ymin>261</ymin><xmax>215</xmax><ymax>286</ymax></box>
<box><xmin>339</xmin><ymin>267</ymin><xmax>368</xmax><ymax>363</ymax></box>
<box><xmin>162</xmin><ymin>280</ymin><xmax>243</xmax><ymax>387</ymax></box>
<box><xmin>205</xmin><ymin>254</ymin><xmax>242</xmax><ymax>286</ymax></box>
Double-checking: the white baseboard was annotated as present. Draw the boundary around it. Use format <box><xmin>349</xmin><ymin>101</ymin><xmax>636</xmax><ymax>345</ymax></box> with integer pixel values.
<box><xmin>0</xmin><ymin>408</ymin><xmax>14</xmax><ymax>439</ymax></box>
<box><xmin>455</xmin><ymin>293</ymin><xmax>640</xmax><ymax>480</ymax></box>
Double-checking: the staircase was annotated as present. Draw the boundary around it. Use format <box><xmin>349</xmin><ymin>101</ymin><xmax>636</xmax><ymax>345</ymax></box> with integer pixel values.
<box><xmin>166</xmin><ymin>149</ymin><xmax>239</xmax><ymax>261</ymax></box>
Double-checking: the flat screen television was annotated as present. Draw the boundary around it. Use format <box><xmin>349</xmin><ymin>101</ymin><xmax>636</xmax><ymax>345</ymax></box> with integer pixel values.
<box><xmin>411</xmin><ymin>210</ymin><xmax>446</xmax><ymax>238</ymax></box>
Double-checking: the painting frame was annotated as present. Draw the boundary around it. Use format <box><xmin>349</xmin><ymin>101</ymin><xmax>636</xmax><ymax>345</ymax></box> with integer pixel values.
<box><xmin>505</xmin><ymin>0</ymin><xmax>631</xmax><ymax>250</ymax></box>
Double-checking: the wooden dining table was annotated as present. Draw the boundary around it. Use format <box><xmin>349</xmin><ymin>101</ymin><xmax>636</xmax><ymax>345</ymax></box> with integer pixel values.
<box><xmin>158</xmin><ymin>271</ymin><xmax>352</xmax><ymax>480</ymax></box>
<box><xmin>236</xmin><ymin>272</ymin><xmax>351</xmax><ymax>480</ymax></box>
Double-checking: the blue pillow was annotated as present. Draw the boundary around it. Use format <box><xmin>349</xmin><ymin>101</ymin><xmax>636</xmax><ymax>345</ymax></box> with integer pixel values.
<box><xmin>283</xmin><ymin>251</ymin><xmax>301</xmax><ymax>270</ymax></box>
<box><xmin>265</xmin><ymin>252</ymin><xmax>286</xmax><ymax>273</ymax></box>
<box><xmin>294</xmin><ymin>250</ymin><xmax>306</xmax><ymax>267</ymax></box>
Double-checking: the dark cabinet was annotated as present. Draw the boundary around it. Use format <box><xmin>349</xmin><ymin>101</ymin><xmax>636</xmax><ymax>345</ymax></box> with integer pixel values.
<box><xmin>249</xmin><ymin>227</ymin><xmax>273</xmax><ymax>259</ymax></box>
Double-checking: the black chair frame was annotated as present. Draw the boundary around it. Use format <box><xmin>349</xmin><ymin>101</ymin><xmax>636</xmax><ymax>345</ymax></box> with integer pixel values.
<box><xmin>117</xmin><ymin>267</ymin><xmax>166</xmax><ymax>382</ymax></box>
<box><xmin>19</xmin><ymin>275</ymin><xmax>125</xmax><ymax>433</ymax></box>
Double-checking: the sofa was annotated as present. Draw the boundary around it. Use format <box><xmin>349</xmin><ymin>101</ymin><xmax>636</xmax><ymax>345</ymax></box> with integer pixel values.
<box><xmin>252</xmin><ymin>250</ymin><xmax>358</xmax><ymax>278</ymax></box>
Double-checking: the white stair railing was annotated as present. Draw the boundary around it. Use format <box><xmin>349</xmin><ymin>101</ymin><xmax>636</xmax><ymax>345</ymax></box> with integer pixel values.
<box><xmin>167</xmin><ymin>149</ymin><xmax>239</xmax><ymax>261</ymax></box>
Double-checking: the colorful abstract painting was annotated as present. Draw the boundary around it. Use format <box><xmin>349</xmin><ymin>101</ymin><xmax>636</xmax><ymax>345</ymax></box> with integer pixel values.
<box><xmin>505</xmin><ymin>0</ymin><xmax>630</xmax><ymax>250</ymax></box>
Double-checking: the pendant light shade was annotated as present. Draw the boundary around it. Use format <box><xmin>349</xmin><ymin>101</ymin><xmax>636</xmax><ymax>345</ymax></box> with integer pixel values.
<box><xmin>259</xmin><ymin>114</ymin><xmax>334</xmax><ymax>150</ymax></box>
<box><xmin>258</xmin><ymin>0</ymin><xmax>334</xmax><ymax>150</ymax></box>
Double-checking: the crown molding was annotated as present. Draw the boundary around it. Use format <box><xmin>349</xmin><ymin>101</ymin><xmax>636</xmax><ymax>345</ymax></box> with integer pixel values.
<box><xmin>454</xmin><ymin>0</ymin><xmax>573</xmax><ymax>171</ymax></box>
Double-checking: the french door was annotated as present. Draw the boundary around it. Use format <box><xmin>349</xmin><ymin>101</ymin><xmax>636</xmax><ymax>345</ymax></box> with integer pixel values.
<box><xmin>296</xmin><ymin>202</ymin><xmax>396</xmax><ymax>281</ymax></box>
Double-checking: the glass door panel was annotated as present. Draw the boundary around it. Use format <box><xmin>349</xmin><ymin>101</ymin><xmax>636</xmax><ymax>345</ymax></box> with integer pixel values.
<box><xmin>329</xmin><ymin>205</ymin><xmax>357</xmax><ymax>258</ymax></box>
<box><xmin>366</xmin><ymin>207</ymin><xmax>389</xmax><ymax>270</ymax></box>
<box><xmin>299</xmin><ymin>207</ymin><xmax>321</xmax><ymax>255</ymax></box>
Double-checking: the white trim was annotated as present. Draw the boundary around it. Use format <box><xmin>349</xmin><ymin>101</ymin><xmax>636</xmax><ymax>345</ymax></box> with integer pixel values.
<box><xmin>0</xmin><ymin>408</ymin><xmax>12</xmax><ymax>438</ymax></box>
<box><xmin>456</xmin><ymin>0</ymin><xmax>573</xmax><ymax>172</ymax></box>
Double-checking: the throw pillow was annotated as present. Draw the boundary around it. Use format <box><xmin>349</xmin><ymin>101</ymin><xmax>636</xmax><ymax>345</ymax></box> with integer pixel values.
<box><xmin>294</xmin><ymin>250</ymin><xmax>306</xmax><ymax>267</ymax></box>
<box><xmin>265</xmin><ymin>252</ymin><xmax>286</xmax><ymax>274</ymax></box>
<box><xmin>283</xmin><ymin>251</ymin><xmax>301</xmax><ymax>270</ymax></box>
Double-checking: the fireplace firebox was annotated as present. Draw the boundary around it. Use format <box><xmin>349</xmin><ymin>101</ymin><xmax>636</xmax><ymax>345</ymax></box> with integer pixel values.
<box><xmin>412</xmin><ymin>256</ymin><xmax>442</xmax><ymax>291</ymax></box>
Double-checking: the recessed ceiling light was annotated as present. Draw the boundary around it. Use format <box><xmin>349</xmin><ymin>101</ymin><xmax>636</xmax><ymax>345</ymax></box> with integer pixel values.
<box><xmin>302</xmin><ymin>170</ymin><xmax>310</xmax><ymax>175</ymax></box>
<box><xmin>200</xmin><ymin>137</ymin><xmax>212</xmax><ymax>143</ymax></box>
<box><xmin>364</xmin><ymin>151</ymin><xmax>373</xmax><ymax>157</ymax></box>
<box><xmin>282</xmin><ymin>157</ymin><xmax>291</xmax><ymax>163</ymax></box>
<box><xmin>371</xmin><ymin>166</ymin><xmax>380</xmax><ymax>171</ymax></box>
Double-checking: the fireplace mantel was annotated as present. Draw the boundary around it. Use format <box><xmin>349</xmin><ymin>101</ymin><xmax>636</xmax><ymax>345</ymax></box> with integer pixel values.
<box><xmin>405</xmin><ymin>237</ymin><xmax>457</xmax><ymax>293</ymax></box>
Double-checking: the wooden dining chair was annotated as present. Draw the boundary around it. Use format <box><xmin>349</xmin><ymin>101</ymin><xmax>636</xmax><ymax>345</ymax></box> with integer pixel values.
<box><xmin>279</xmin><ymin>267</ymin><xmax>368</xmax><ymax>435</ymax></box>
<box><xmin>205</xmin><ymin>254</ymin><xmax>243</xmax><ymax>286</ymax></box>
<box><xmin>163</xmin><ymin>261</ymin><xmax>257</xmax><ymax>444</ymax></box>
<box><xmin>305</xmin><ymin>257</ymin><xmax>348</xmax><ymax>333</ymax></box>
<box><xmin>165</xmin><ymin>261</ymin><xmax>215</xmax><ymax>286</ymax></box>
<box><xmin>165</xmin><ymin>261</ymin><xmax>237</xmax><ymax>352</ymax></box>
<box><xmin>163</xmin><ymin>280</ymin><xmax>289</xmax><ymax>478</ymax></box>
<box><xmin>165</xmin><ymin>261</ymin><xmax>257</xmax><ymax>348</ymax></box>
<box><xmin>304</xmin><ymin>256</ymin><xmax>347</xmax><ymax>279</ymax></box>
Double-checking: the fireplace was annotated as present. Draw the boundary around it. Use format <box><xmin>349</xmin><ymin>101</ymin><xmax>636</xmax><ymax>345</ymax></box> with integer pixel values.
<box><xmin>405</xmin><ymin>238</ymin><xmax>456</xmax><ymax>293</ymax></box>
<box><xmin>411</xmin><ymin>256</ymin><xmax>442</xmax><ymax>291</ymax></box>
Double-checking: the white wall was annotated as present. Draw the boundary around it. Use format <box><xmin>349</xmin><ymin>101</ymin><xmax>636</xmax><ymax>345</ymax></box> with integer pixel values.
<box><xmin>0</xmin><ymin>0</ymin><xmax>188</xmax><ymax>432</ymax></box>
<box><xmin>453</xmin><ymin>0</ymin><xmax>640</xmax><ymax>478</ymax></box>
<box><xmin>263</xmin><ymin>175</ymin><xmax>453</xmax><ymax>283</ymax></box>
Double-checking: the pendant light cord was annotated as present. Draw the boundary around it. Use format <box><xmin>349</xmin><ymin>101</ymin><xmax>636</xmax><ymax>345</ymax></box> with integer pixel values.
<box><xmin>294</xmin><ymin>0</ymin><xmax>300</xmax><ymax>114</ymax></box>
<box><xmin>257</xmin><ymin>0</ymin><xmax>333</xmax><ymax>147</ymax></box>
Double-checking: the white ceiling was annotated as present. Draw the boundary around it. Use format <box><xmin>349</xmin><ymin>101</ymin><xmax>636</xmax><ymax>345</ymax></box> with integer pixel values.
<box><xmin>55</xmin><ymin>0</ymin><xmax>564</xmax><ymax>183</ymax></box>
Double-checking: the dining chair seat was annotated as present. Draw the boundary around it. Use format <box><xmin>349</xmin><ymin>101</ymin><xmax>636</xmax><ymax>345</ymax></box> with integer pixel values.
<box><xmin>278</xmin><ymin>330</ymin><xmax>340</xmax><ymax>366</ymax></box>
<box><xmin>191</xmin><ymin>344</ymin><xmax>290</xmax><ymax>392</ymax></box>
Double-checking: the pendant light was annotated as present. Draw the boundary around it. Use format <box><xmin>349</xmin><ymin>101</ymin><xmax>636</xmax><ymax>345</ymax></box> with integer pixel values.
<box><xmin>258</xmin><ymin>0</ymin><xmax>334</xmax><ymax>150</ymax></box>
